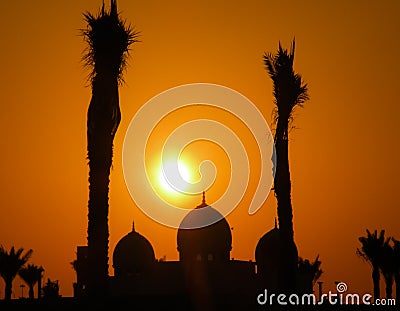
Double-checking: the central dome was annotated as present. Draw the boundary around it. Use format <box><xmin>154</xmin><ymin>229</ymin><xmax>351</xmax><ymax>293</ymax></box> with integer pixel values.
<box><xmin>177</xmin><ymin>192</ymin><xmax>232</xmax><ymax>262</ymax></box>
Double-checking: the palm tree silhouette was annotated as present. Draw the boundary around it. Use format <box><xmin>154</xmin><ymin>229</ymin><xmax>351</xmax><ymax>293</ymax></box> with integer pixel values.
<box><xmin>298</xmin><ymin>256</ymin><xmax>323</xmax><ymax>287</ymax></box>
<box><xmin>264</xmin><ymin>39</ymin><xmax>309</xmax><ymax>292</ymax></box>
<box><xmin>42</xmin><ymin>278</ymin><xmax>60</xmax><ymax>299</ymax></box>
<box><xmin>18</xmin><ymin>264</ymin><xmax>44</xmax><ymax>299</ymax></box>
<box><xmin>392</xmin><ymin>238</ymin><xmax>400</xmax><ymax>303</ymax></box>
<box><xmin>0</xmin><ymin>246</ymin><xmax>32</xmax><ymax>300</ymax></box>
<box><xmin>357</xmin><ymin>229</ymin><xmax>387</xmax><ymax>300</ymax></box>
<box><xmin>380</xmin><ymin>241</ymin><xmax>395</xmax><ymax>299</ymax></box>
<box><xmin>81</xmin><ymin>0</ymin><xmax>137</xmax><ymax>298</ymax></box>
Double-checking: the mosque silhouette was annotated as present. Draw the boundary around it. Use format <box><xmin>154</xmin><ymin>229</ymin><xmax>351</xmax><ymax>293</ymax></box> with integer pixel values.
<box><xmin>73</xmin><ymin>193</ymin><xmax>311</xmax><ymax>301</ymax></box>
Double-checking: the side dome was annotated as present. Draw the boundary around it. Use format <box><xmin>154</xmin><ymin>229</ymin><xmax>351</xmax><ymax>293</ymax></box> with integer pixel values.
<box><xmin>113</xmin><ymin>223</ymin><xmax>155</xmax><ymax>277</ymax></box>
<box><xmin>255</xmin><ymin>223</ymin><xmax>281</xmax><ymax>288</ymax></box>
<box><xmin>177</xmin><ymin>193</ymin><xmax>232</xmax><ymax>263</ymax></box>
<box><xmin>255</xmin><ymin>224</ymin><xmax>281</xmax><ymax>267</ymax></box>
<box><xmin>255</xmin><ymin>221</ymin><xmax>298</xmax><ymax>289</ymax></box>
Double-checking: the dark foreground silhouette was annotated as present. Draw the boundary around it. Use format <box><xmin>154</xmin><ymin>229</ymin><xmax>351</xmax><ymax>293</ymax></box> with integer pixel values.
<box><xmin>0</xmin><ymin>295</ymin><xmax>392</xmax><ymax>311</ymax></box>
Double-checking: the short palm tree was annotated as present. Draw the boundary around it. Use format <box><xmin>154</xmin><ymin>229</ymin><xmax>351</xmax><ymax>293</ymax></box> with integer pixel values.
<box><xmin>298</xmin><ymin>255</ymin><xmax>323</xmax><ymax>286</ymax></box>
<box><xmin>82</xmin><ymin>0</ymin><xmax>138</xmax><ymax>298</ymax></box>
<box><xmin>391</xmin><ymin>238</ymin><xmax>400</xmax><ymax>302</ymax></box>
<box><xmin>380</xmin><ymin>241</ymin><xmax>395</xmax><ymax>299</ymax></box>
<box><xmin>0</xmin><ymin>246</ymin><xmax>33</xmax><ymax>300</ymax></box>
<box><xmin>264</xmin><ymin>39</ymin><xmax>309</xmax><ymax>291</ymax></box>
<box><xmin>42</xmin><ymin>278</ymin><xmax>60</xmax><ymax>299</ymax></box>
<box><xmin>357</xmin><ymin>229</ymin><xmax>387</xmax><ymax>300</ymax></box>
<box><xmin>18</xmin><ymin>264</ymin><xmax>43</xmax><ymax>299</ymax></box>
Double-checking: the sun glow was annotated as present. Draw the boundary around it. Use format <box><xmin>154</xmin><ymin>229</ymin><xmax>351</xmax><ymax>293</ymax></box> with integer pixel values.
<box><xmin>158</xmin><ymin>161</ymin><xmax>192</xmax><ymax>194</ymax></box>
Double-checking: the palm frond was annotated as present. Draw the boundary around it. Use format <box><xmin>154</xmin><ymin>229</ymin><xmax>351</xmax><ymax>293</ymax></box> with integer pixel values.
<box><xmin>263</xmin><ymin>39</ymin><xmax>309</xmax><ymax>130</ymax></box>
<box><xmin>298</xmin><ymin>255</ymin><xmax>323</xmax><ymax>285</ymax></box>
<box><xmin>19</xmin><ymin>264</ymin><xmax>42</xmax><ymax>287</ymax></box>
<box><xmin>357</xmin><ymin>229</ymin><xmax>387</xmax><ymax>267</ymax></box>
<box><xmin>0</xmin><ymin>246</ymin><xmax>33</xmax><ymax>280</ymax></box>
<box><xmin>81</xmin><ymin>0</ymin><xmax>139</xmax><ymax>85</ymax></box>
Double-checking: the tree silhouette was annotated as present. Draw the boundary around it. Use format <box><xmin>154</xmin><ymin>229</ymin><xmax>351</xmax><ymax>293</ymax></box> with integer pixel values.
<box><xmin>42</xmin><ymin>278</ymin><xmax>60</xmax><ymax>299</ymax></box>
<box><xmin>81</xmin><ymin>0</ymin><xmax>137</xmax><ymax>298</ymax></box>
<box><xmin>18</xmin><ymin>264</ymin><xmax>43</xmax><ymax>299</ymax></box>
<box><xmin>380</xmin><ymin>241</ymin><xmax>395</xmax><ymax>299</ymax></box>
<box><xmin>298</xmin><ymin>256</ymin><xmax>322</xmax><ymax>285</ymax></box>
<box><xmin>0</xmin><ymin>246</ymin><xmax>32</xmax><ymax>300</ymax></box>
<box><xmin>264</xmin><ymin>39</ymin><xmax>309</xmax><ymax>292</ymax></box>
<box><xmin>392</xmin><ymin>238</ymin><xmax>400</xmax><ymax>303</ymax></box>
<box><xmin>357</xmin><ymin>229</ymin><xmax>387</xmax><ymax>300</ymax></box>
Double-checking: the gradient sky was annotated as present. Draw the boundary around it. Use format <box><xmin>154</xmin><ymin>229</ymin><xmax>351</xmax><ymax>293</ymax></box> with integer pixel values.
<box><xmin>0</xmin><ymin>0</ymin><xmax>399</xmax><ymax>298</ymax></box>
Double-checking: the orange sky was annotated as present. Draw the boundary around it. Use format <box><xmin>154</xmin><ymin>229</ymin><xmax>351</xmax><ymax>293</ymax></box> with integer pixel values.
<box><xmin>0</xmin><ymin>0</ymin><xmax>399</xmax><ymax>298</ymax></box>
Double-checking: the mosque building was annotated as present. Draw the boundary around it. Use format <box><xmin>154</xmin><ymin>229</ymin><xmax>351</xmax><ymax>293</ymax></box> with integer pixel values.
<box><xmin>73</xmin><ymin>193</ymin><xmax>310</xmax><ymax>299</ymax></box>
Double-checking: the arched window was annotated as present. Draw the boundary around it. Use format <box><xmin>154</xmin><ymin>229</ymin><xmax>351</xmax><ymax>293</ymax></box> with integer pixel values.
<box><xmin>207</xmin><ymin>254</ymin><xmax>214</xmax><ymax>261</ymax></box>
<box><xmin>196</xmin><ymin>254</ymin><xmax>202</xmax><ymax>261</ymax></box>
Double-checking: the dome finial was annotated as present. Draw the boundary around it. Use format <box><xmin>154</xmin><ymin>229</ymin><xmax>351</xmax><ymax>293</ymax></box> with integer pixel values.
<box><xmin>196</xmin><ymin>191</ymin><xmax>208</xmax><ymax>209</ymax></box>
<box><xmin>132</xmin><ymin>220</ymin><xmax>135</xmax><ymax>232</ymax></box>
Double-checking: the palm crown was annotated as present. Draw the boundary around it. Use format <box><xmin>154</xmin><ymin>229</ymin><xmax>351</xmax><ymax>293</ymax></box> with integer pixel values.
<box><xmin>357</xmin><ymin>229</ymin><xmax>388</xmax><ymax>266</ymax></box>
<box><xmin>0</xmin><ymin>246</ymin><xmax>33</xmax><ymax>299</ymax></box>
<box><xmin>82</xmin><ymin>0</ymin><xmax>138</xmax><ymax>83</ymax></box>
<box><xmin>263</xmin><ymin>40</ymin><xmax>309</xmax><ymax>139</ymax></box>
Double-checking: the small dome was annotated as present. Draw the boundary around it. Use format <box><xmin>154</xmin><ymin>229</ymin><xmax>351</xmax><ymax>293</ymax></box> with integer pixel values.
<box><xmin>255</xmin><ymin>222</ymin><xmax>281</xmax><ymax>288</ymax></box>
<box><xmin>177</xmin><ymin>192</ymin><xmax>232</xmax><ymax>262</ymax></box>
<box><xmin>255</xmin><ymin>225</ymin><xmax>281</xmax><ymax>265</ymax></box>
<box><xmin>113</xmin><ymin>223</ymin><xmax>155</xmax><ymax>277</ymax></box>
<box><xmin>255</xmin><ymin>221</ymin><xmax>298</xmax><ymax>289</ymax></box>
<box><xmin>255</xmin><ymin>221</ymin><xmax>298</xmax><ymax>264</ymax></box>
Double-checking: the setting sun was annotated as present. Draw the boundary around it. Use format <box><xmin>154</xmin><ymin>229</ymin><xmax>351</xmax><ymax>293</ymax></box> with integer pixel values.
<box><xmin>158</xmin><ymin>160</ymin><xmax>192</xmax><ymax>194</ymax></box>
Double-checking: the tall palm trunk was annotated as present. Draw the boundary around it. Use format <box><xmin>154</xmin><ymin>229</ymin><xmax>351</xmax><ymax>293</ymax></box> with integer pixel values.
<box><xmin>372</xmin><ymin>265</ymin><xmax>380</xmax><ymax>301</ymax></box>
<box><xmin>87</xmin><ymin>74</ymin><xmax>120</xmax><ymax>298</ymax></box>
<box><xmin>274</xmin><ymin>117</ymin><xmax>292</xmax><ymax>238</ymax></box>
<box><xmin>395</xmin><ymin>273</ymin><xmax>400</xmax><ymax>303</ymax></box>
<box><xmin>274</xmin><ymin>117</ymin><xmax>298</xmax><ymax>292</ymax></box>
